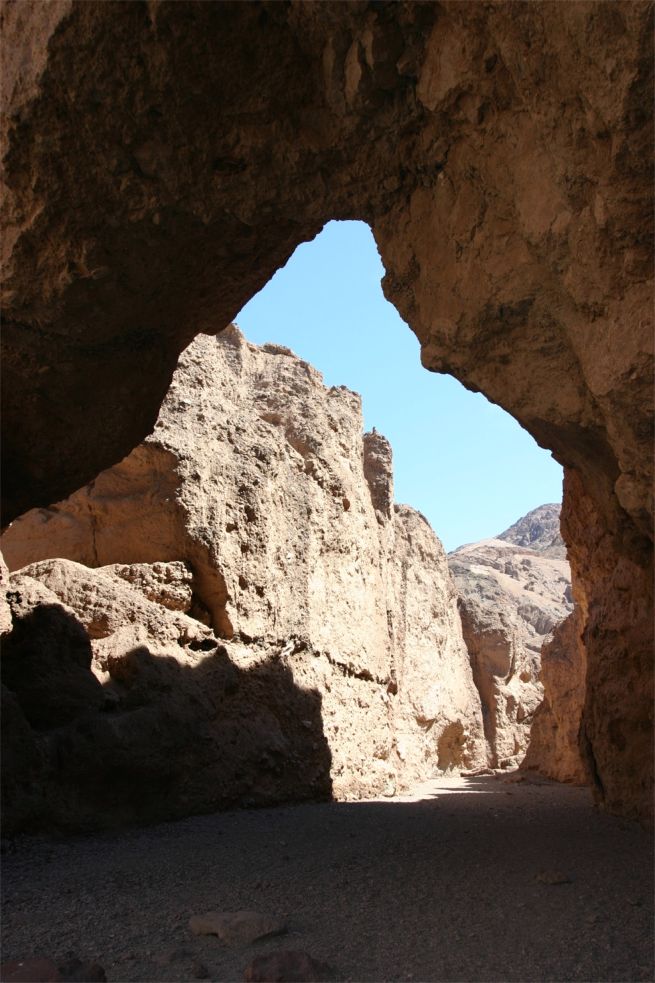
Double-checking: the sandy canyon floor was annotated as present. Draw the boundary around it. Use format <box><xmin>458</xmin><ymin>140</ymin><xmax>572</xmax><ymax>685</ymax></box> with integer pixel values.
<box><xmin>2</xmin><ymin>775</ymin><xmax>652</xmax><ymax>983</ymax></box>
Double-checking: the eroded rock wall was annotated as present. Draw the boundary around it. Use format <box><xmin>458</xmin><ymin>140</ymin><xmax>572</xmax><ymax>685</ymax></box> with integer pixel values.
<box><xmin>1</xmin><ymin>328</ymin><xmax>485</xmax><ymax>830</ymax></box>
<box><xmin>560</xmin><ymin>469</ymin><xmax>653</xmax><ymax>819</ymax></box>
<box><xmin>448</xmin><ymin>507</ymin><xmax>574</xmax><ymax>770</ymax></box>
<box><xmin>1</xmin><ymin>1</ymin><xmax>652</xmax><ymax>819</ymax></box>
<box><xmin>2</xmin><ymin>557</ymin><xmax>334</xmax><ymax>832</ymax></box>
<box><xmin>522</xmin><ymin>608</ymin><xmax>588</xmax><ymax>785</ymax></box>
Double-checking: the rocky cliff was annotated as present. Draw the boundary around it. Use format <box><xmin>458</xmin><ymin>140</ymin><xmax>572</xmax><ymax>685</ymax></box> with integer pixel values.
<box><xmin>448</xmin><ymin>506</ymin><xmax>575</xmax><ymax>770</ymax></box>
<box><xmin>497</xmin><ymin>504</ymin><xmax>567</xmax><ymax>558</ymax></box>
<box><xmin>1</xmin><ymin>327</ymin><xmax>486</xmax><ymax>832</ymax></box>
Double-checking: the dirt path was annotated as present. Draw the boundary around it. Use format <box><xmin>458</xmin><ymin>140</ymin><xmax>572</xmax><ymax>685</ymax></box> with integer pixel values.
<box><xmin>2</xmin><ymin>776</ymin><xmax>652</xmax><ymax>982</ymax></box>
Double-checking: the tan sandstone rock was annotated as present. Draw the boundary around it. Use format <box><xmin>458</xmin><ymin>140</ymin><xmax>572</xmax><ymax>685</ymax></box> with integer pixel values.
<box><xmin>448</xmin><ymin>506</ymin><xmax>574</xmax><ymax>769</ymax></box>
<box><xmin>522</xmin><ymin>608</ymin><xmax>588</xmax><ymax>785</ymax></box>
<box><xmin>1</xmin><ymin>328</ymin><xmax>486</xmax><ymax>831</ymax></box>
<box><xmin>188</xmin><ymin>911</ymin><xmax>286</xmax><ymax>947</ymax></box>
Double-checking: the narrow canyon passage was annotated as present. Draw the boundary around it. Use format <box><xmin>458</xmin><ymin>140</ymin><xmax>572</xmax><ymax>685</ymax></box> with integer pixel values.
<box><xmin>2</xmin><ymin>777</ymin><xmax>652</xmax><ymax>983</ymax></box>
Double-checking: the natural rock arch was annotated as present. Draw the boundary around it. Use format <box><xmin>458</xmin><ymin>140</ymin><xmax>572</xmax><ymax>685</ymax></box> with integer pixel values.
<box><xmin>2</xmin><ymin>1</ymin><xmax>653</xmax><ymax>819</ymax></box>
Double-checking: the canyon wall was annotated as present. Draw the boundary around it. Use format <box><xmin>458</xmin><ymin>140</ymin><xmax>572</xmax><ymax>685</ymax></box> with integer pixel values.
<box><xmin>560</xmin><ymin>469</ymin><xmax>653</xmax><ymax>818</ymax></box>
<box><xmin>1</xmin><ymin>328</ymin><xmax>486</xmax><ymax>832</ymax></box>
<box><xmin>448</xmin><ymin>505</ymin><xmax>575</xmax><ymax>771</ymax></box>
<box><xmin>1</xmin><ymin>1</ymin><xmax>652</xmax><ymax>819</ymax></box>
<box><xmin>522</xmin><ymin>608</ymin><xmax>588</xmax><ymax>785</ymax></box>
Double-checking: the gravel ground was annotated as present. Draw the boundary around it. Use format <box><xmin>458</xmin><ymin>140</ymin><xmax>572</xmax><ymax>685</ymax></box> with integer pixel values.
<box><xmin>1</xmin><ymin>775</ymin><xmax>653</xmax><ymax>982</ymax></box>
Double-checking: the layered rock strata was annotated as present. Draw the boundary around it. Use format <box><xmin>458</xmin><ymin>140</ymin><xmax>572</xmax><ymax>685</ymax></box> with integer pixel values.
<box><xmin>448</xmin><ymin>506</ymin><xmax>574</xmax><ymax>770</ymax></box>
<box><xmin>1</xmin><ymin>328</ymin><xmax>486</xmax><ymax>832</ymax></box>
<box><xmin>1</xmin><ymin>2</ymin><xmax>652</xmax><ymax>820</ymax></box>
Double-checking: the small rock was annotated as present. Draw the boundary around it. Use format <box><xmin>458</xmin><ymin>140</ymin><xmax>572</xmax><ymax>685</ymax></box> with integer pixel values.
<box><xmin>535</xmin><ymin>869</ymin><xmax>572</xmax><ymax>885</ymax></box>
<box><xmin>243</xmin><ymin>950</ymin><xmax>336</xmax><ymax>982</ymax></box>
<box><xmin>58</xmin><ymin>958</ymin><xmax>106</xmax><ymax>982</ymax></box>
<box><xmin>189</xmin><ymin>910</ymin><xmax>287</xmax><ymax>946</ymax></box>
<box><xmin>192</xmin><ymin>960</ymin><xmax>210</xmax><ymax>980</ymax></box>
<box><xmin>153</xmin><ymin>950</ymin><xmax>191</xmax><ymax>967</ymax></box>
<box><xmin>0</xmin><ymin>959</ymin><xmax>61</xmax><ymax>983</ymax></box>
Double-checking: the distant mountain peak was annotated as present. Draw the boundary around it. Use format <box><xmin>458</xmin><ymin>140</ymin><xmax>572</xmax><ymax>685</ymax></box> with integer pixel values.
<box><xmin>497</xmin><ymin>503</ymin><xmax>565</xmax><ymax>556</ymax></box>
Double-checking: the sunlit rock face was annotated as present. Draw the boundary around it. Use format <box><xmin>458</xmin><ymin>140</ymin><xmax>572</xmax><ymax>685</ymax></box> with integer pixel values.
<box><xmin>1</xmin><ymin>329</ymin><xmax>486</xmax><ymax>831</ymax></box>
<box><xmin>496</xmin><ymin>505</ymin><xmax>566</xmax><ymax>558</ymax></box>
<box><xmin>448</xmin><ymin>506</ymin><xmax>574</xmax><ymax>771</ymax></box>
<box><xmin>1</xmin><ymin>2</ymin><xmax>652</xmax><ymax>818</ymax></box>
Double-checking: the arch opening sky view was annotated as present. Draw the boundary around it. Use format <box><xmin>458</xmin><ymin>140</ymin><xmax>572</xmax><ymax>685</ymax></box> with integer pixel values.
<box><xmin>236</xmin><ymin>220</ymin><xmax>562</xmax><ymax>553</ymax></box>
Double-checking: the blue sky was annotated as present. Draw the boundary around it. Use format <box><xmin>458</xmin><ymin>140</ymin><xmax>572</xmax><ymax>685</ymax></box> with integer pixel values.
<box><xmin>237</xmin><ymin>220</ymin><xmax>562</xmax><ymax>552</ymax></box>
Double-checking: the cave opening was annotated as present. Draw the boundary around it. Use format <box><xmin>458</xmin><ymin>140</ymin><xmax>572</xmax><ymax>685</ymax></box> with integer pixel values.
<box><xmin>233</xmin><ymin>218</ymin><xmax>576</xmax><ymax>783</ymax></box>
<box><xmin>1</xmin><ymin>6</ymin><xmax>652</xmax><ymax>979</ymax></box>
<box><xmin>1</xmin><ymin>219</ymin><xmax>580</xmax><ymax>828</ymax></box>
<box><xmin>1</xmin><ymin>0</ymin><xmax>651</xmax><ymax>841</ymax></box>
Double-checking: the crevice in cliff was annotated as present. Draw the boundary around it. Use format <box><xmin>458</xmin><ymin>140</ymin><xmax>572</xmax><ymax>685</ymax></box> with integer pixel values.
<box><xmin>257</xmin><ymin>636</ymin><xmax>391</xmax><ymax>688</ymax></box>
<box><xmin>581</xmin><ymin>721</ymin><xmax>605</xmax><ymax>799</ymax></box>
<box><xmin>319</xmin><ymin>649</ymin><xmax>383</xmax><ymax>686</ymax></box>
<box><xmin>457</xmin><ymin>604</ymin><xmax>501</xmax><ymax>769</ymax></box>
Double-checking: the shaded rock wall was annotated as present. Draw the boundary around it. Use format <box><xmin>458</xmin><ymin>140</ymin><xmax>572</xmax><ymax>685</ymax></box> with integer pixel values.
<box><xmin>448</xmin><ymin>507</ymin><xmax>574</xmax><ymax>770</ymax></box>
<box><xmin>1</xmin><ymin>2</ymin><xmax>652</xmax><ymax>818</ymax></box>
<box><xmin>522</xmin><ymin>608</ymin><xmax>588</xmax><ymax>785</ymax></box>
<box><xmin>1</xmin><ymin>328</ymin><xmax>485</xmax><ymax>830</ymax></box>
<box><xmin>2</xmin><ymin>558</ymin><xmax>333</xmax><ymax>833</ymax></box>
<box><xmin>561</xmin><ymin>469</ymin><xmax>653</xmax><ymax>819</ymax></box>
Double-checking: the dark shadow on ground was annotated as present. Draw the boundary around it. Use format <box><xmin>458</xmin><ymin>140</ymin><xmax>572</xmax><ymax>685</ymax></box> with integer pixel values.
<box><xmin>1</xmin><ymin>778</ymin><xmax>652</xmax><ymax>983</ymax></box>
<box><xmin>2</xmin><ymin>606</ymin><xmax>652</xmax><ymax>981</ymax></box>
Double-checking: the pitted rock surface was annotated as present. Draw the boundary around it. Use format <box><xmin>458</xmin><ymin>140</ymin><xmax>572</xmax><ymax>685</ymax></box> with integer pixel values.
<box><xmin>2</xmin><ymin>329</ymin><xmax>485</xmax><ymax>831</ymax></box>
